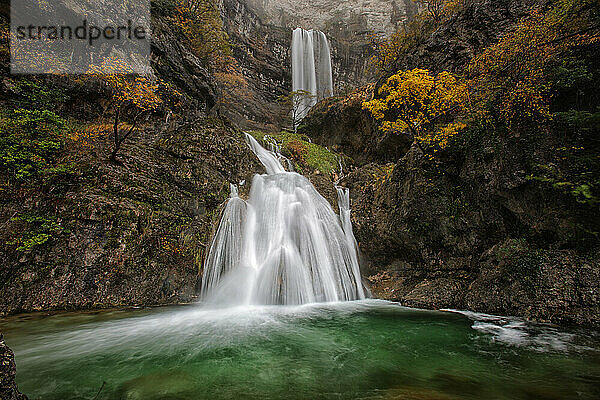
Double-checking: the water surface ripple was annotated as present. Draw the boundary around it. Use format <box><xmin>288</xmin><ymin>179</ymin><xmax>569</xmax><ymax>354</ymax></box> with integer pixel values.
<box><xmin>2</xmin><ymin>300</ymin><xmax>599</xmax><ymax>400</ymax></box>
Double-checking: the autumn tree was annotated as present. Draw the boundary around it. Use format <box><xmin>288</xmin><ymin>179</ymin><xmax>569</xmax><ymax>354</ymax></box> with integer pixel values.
<box><xmin>88</xmin><ymin>60</ymin><xmax>163</xmax><ymax>163</ymax></box>
<box><xmin>466</xmin><ymin>0</ymin><xmax>600</xmax><ymax>132</ymax></box>
<box><xmin>214</xmin><ymin>56</ymin><xmax>253</xmax><ymax>108</ymax></box>
<box><xmin>362</xmin><ymin>68</ymin><xmax>468</xmax><ymax>150</ymax></box>
<box><xmin>171</xmin><ymin>0</ymin><xmax>231</xmax><ymax>68</ymax></box>
<box><xmin>367</xmin><ymin>32</ymin><xmax>403</xmax><ymax>76</ymax></box>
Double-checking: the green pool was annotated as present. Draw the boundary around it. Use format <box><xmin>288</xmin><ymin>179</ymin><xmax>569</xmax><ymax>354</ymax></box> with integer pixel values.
<box><xmin>1</xmin><ymin>300</ymin><xmax>599</xmax><ymax>399</ymax></box>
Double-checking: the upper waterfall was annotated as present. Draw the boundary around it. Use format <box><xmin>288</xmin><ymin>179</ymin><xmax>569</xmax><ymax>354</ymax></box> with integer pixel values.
<box><xmin>201</xmin><ymin>134</ymin><xmax>367</xmax><ymax>306</ymax></box>
<box><xmin>291</xmin><ymin>28</ymin><xmax>334</xmax><ymax>123</ymax></box>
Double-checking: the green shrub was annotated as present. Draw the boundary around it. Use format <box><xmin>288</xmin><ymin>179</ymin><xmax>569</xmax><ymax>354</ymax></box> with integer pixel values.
<box><xmin>11</xmin><ymin>80</ymin><xmax>68</xmax><ymax>110</ymax></box>
<box><xmin>0</xmin><ymin>109</ymin><xmax>69</xmax><ymax>182</ymax></box>
<box><xmin>7</xmin><ymin>214</ymin><xmax>67</xmax><ymax>252</ymax></box>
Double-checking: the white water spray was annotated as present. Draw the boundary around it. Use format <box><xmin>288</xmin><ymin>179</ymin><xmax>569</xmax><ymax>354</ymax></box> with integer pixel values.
<box><xmin>201</xmin><ymin>134</ymin><xmax>367</xmax><ymax>306</ymax></box>
<box><xmin>291</xmin><ymin>28</ymin><xmax>334</xmax><ymax>123</ymax></box>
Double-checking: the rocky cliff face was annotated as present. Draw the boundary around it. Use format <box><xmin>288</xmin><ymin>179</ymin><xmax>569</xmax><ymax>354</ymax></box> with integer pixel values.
<box><xmin>389</xmin><ymin>0</ymin><xmax>547</xmax><ymax>74</ymax></box>
<box><xmin>220</xmin><ymin>0</ymin><xmax>412</xmax><ymax>128</ymax></box>
<box><xmin>242</xmin><ymin>0</ymin><xmax>416</xmax><ymax>35</ymax></box>
<box><xmin>0</xmin><ymin>9</ymin><xmax>264</xmax><ymax>315</ymax></box>
<box><xmin>219</xmin><ymin>0</ymin><xmax>290</xmax><ymax>130</ymax></box>
<box><xmin>301</xmin><ymin>0</ymin><xmax>600</xmax><ymax>327</ymax></box>
<box><xmin>341</xmin><ymin>139</ymin><xmax>599</xmax><ymax>327</ymax></box>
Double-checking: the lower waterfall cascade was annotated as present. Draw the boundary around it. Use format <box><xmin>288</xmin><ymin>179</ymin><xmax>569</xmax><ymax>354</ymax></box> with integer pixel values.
<box><xmin>201</xmin><ymin>134</ymin><xmax>367</xmax><ymax>306</ymax></box>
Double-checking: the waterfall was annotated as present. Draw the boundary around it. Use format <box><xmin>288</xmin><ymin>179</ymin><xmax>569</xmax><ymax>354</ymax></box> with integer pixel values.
<box><xmin>291</xmin><ymin>28</ymin><xmax>334</xmax><ymax>124</ymax></box>
<box><xmin>313</xmin><ymin>31</ymin><xmax>334</xmax><ymax>101</ymax></box>
<box><xmin>201</xmin><ymin>134</ymin><xmax>367</xmax><ymax>306</ymax></box>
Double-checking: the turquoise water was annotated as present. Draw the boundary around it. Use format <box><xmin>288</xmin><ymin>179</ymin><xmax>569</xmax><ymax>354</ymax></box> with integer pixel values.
<box><xmin>1</xmin><ymin>300</ymin><xmax>599</xmax><ymax>400</ymax></box>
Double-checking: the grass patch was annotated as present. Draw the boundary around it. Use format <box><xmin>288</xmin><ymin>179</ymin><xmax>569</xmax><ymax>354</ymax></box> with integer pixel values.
<box><xmin>247</xmin><ymin>130</ymin><xmax>344</xmax><ymax>175</ymax></box>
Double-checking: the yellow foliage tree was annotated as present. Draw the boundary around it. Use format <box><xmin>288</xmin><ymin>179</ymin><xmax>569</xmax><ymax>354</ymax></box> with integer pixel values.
<box><xmin>88</xmin><ymin>59</ymin><xmax>163</xmax><ymax>162</ymax></box>
<box><xmin>363</xmin><ymin>68</ymin><xmax>468</xmax><ymax>150</ymax></box>
<box><xmin>467</xmin><ymin>0</ymin><xmax>600</xmax><ymax>132</ymax></box>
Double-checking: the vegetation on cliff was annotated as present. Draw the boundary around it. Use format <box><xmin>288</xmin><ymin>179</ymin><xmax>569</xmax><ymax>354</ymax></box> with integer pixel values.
<box><xmin>0</xmin><ymin>0</ymin><xmax>262</xmax><ymax>315</ymax></box>
<box><xmin>365</xmin><ymin>0</ymin><xmax>600</xmax><ymax>207</ymax></box>
<box><xmin>299</xmin><ymin>0</ymin><xmax>600</xmax><ymax>326</ymax></box>
<box><xmin>362</xmin><ymin>68</ymin><xmax>468</xmax><ymax>152</ymax></box>
<box><xmin>160</xmin><ymin>0</ymin><xmax>252</xmax><ymax>109</ymax></box>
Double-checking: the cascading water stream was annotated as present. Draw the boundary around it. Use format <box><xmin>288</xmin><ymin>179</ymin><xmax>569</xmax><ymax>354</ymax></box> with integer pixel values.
<box><xmin>291</xmin><ymin>28</ymin><xmax>334</xmax><ymax>123</ymax></box>
<box><xmin>201</xmin><ymin>134</ymin><xmax>367</xmax><ymax>306</ymax></box>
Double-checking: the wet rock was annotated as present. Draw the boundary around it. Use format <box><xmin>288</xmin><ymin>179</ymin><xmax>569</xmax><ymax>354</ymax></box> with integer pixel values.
<box><xmin>220</xmin><ymin>0</ymin><xmax>291</xmax><ymax>129</ymax></box>
<box><xmin>299</xmin><ymin>86</ymin><xmax>412</xmax><ymax>166</ymax></box>
<box><xmin>152</xmin><ymin>19</ymin><xmax>218</xmax><ymax>113</ymax></box>
<box><xmin>344</xmin><ymin>134</ymin><xmax>600</xmax><ymax>327</ymax></box>
<box><xmin>0</xmin><ymin>333</ymin><xmax>27</xmax><ymax>400</ymax></box>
